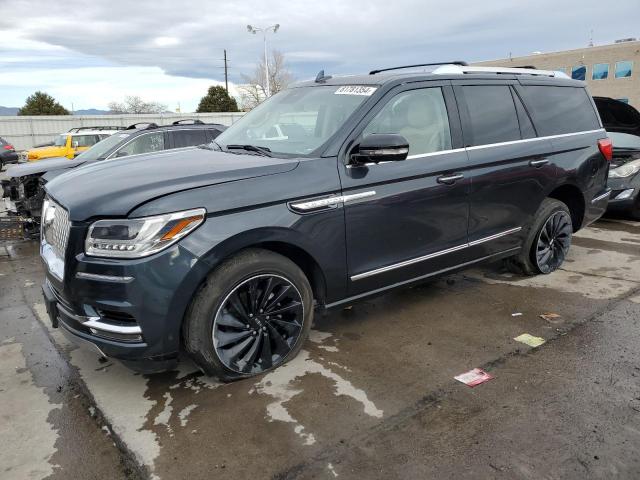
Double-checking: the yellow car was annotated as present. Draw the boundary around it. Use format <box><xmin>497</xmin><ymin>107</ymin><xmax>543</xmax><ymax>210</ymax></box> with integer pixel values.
<box><xmin>27</xmin><ymin>127</ymin><xmax>125</xmax><ymax>162</ymax></box>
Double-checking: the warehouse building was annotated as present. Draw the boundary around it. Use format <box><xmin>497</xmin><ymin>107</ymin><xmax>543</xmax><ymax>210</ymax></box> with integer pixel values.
<box><xmin>474</xmin><ymin>39</ymin><xmax>639</xmax><ymax>108</ymax></box>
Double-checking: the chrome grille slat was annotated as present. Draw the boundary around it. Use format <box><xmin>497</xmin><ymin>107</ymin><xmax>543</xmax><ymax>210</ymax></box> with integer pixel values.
<box><xmin>44</xmin><ymin>199</ymin><xmax>70</xmax><ymax>257</ymax></box>
<box><xmin>41</xmin><ymin>197</ymin><xmax>70</xmax><ymax>280</ymax></box>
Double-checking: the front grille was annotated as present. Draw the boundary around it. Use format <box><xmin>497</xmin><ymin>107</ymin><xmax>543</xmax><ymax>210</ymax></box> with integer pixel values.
<box><xmin>43</xmin><ymin>198</ymin><xmax>71</xmax><ymax>258</ymax></box>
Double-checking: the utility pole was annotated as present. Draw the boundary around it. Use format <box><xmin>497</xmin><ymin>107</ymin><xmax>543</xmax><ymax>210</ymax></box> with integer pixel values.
<box><xmin>224</xmin><ymin>49</ymin><xmax>229</xmax><ymax>93</ymax></box>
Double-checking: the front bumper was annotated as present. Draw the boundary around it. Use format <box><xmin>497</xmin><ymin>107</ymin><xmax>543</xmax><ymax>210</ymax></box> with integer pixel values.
<box><xmin>606</xmin><ymin>175</ymin><xmax>640</xmax><ymax>211</ymax></box>
<box><xmin>41</xmin><ymin>230</ymin><xmax>212</xmax><ymax>371</ymax></box>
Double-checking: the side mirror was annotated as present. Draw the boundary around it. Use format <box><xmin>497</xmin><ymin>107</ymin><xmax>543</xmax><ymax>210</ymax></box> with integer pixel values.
<box><xmin>115</xmin><ymin>150</ymin><xmax>128</xmax><ymax>158</ymax></box>
<box><xmin>72</xmin><ymin>141</ymin><xmax>79</xmax><ymax>149</ymax></box>
<box><xmin>351</xmin><ymin>134</ymin><xmax>409</xmax><ymax>164</ymax></box>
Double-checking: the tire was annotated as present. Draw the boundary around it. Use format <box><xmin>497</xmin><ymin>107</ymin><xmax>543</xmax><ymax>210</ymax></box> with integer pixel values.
<box><xmin>183</xmin><ymin>248</ymin><xmax>314</xmax><ymax>381</ymax></box>
<box><xmin>506</xmin><ymin>198</ymin><xmax>573</xmax><ymax>276</ymax></box>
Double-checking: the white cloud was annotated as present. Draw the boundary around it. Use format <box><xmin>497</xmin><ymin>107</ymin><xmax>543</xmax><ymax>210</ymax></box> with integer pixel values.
<box><xmin>0</xmin><ymin>65</ymin><xmax>238</xmax><ymax>112</ymax></box>
<box><xmin>0</xmin><ymin>0</ymin><xmax>638</xmax><ymax>109</ymax></box>
<box><xmin>153</xmin><ymin>36</ymin><xmax>181</xmax><ymax>47</ymax></box>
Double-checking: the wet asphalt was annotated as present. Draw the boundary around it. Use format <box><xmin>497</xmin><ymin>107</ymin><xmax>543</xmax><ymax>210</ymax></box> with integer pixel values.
<box><xmin>1</xmin><ymin>212</ymin><xmax>639</xmax><ymax>480</ymax></box>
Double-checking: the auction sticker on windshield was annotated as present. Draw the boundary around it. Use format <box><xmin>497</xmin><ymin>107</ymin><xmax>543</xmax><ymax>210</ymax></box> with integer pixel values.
<box><xmin>335</xmin><ymin>86</ymin><xmax>377</xmax><ymax>96</ymax></box>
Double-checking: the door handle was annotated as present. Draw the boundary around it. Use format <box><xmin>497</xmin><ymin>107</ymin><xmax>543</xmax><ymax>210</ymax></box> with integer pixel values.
<box><xmin>437</xmin><ymin>173</ymin><xmax>464</xmax><ymax>185</ymax></box>
<box><xmin>529</xmin><ymin>159</ymin><xmax>549</xmax><ymax>168</ymax></box>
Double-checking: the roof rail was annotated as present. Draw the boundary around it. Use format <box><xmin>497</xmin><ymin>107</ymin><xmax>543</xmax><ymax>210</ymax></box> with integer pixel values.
<box><xmin>369</xmin><ymin>61</ymin><xmax>468</xmax><ymax>75</ymax></box>
<box><xmin>172</xmin><ymin>119</ymin><xmax>205</xmax><ymax>125</ymax></box>
<box><xmin>432</xmin><ymin>64</ymin><xmax>571</xmax><ymax>79</ymax></box>
<box><xmin>125</xmin><ymin>122</ymin><xmax>158</xmax><ymax>130</ymax></box>
<box><xmin>67</xmin><ymin>126</ymin><xmax>126</xmax><ymax>133</ymax></box>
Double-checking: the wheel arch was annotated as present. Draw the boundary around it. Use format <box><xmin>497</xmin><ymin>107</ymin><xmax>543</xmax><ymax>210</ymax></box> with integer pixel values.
<box><xmin>547</xmin><ymin>183</ymin><xmax>585</xmax><ymax>232</ymax></box>
<box><xmin>197</xmin><ymin>228</ymin><xmax>331</xmax><ymax>306</ymax></box>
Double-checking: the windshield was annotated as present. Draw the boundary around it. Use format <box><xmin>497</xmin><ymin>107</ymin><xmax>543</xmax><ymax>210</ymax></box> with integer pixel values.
<box><xmin>75</xmin><ymin>132</ymin><xmax>131</xmax><ymax>161</ymax></box>
<box><xmin>215</xmin><ymin>85</ymin><xmax>376</xmax><ymax>155</ymax></box>
<box><xmin>608</xmin><ymin>131</ymin><xmax>640</xmax><ymax>150</ymax></box>
<box><xmin>53</xmin><ymin>134</ymin><xmax>67</xmax><ymax>146</ymax></box>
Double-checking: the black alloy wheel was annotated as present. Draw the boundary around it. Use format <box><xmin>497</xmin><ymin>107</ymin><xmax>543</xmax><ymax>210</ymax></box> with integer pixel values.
<box><xmin>535</xmin><ymin>210</ymin><xmax>572</xmax><ymax>274</ymax></box>
<box><xmin>213</xmin><ymin>274</ymin><xmax>304</xmax><ymax>374</ymax></box>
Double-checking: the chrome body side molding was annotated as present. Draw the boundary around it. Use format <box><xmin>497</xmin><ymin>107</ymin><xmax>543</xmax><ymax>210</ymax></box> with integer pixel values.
<box><xmin>290</xmin><ymin>191</ymin><xmax>376</xmax><ymax>212</ymax></box>
<box><xmin>351</xmin><ymin>227</ymin><xmax>522</xmax><ymax>281</ymax></box>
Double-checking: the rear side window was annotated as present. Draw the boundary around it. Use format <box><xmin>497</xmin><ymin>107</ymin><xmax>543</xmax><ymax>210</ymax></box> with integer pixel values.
<box><xmin>519</xmin><ymin>86</ymin><xmax>600</xmax><ymax>136</ymax></box>
<box><xmin>73</xmin><ymin>135</ymin><xmax>101</xmax><ymax>147</ymax></box>
<box><xmin>461</xmin><ymin>85</ymin><xmax>520</xmax><ymax>146</ymax></box>
<box><xmin>513</xmin><ymin>93</ymin><xmax>537</xmax><ymax>139</ymax></box>
<box><xmin>171</xmin><ymin>130</ymin><xmax>208</xmax><ymax>148</ymax></box>
<box><xmin>204</xmin><ymin>128</ymin><xmax>223</xmax><ymax>142</ymax></box>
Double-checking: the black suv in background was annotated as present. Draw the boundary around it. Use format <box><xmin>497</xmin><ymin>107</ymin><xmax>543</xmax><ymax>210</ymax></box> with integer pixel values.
<box><xmin>594</xmin><ymin>97</ymin><xmax>640</xmax><ymax>219</ymax></box>
<box><xmin>2</xmin><ymin>120</ymin><xmax>226</xmax><ymax>233</ymax></box>
<box><xmin>0</xmin><ymin>136</ymin><xmax>19</xmax><ymax>170</ymax></box>
<box><xmin>40</xmin><ymin>63</ymin><xmax>611</xmax><ymax>379</ymax></box>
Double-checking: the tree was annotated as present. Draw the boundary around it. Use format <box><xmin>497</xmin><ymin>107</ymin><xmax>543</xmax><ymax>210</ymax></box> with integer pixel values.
<box><xmin>239</xmin><ymin>50</ymin><xmax>294</xmax><ymax>110</ymax></box>
<box><xmin>108</xmin><ymin>96</ymin><xmax>167</xmax><ymax>114</ymax></box>
<box><xmin>196</xmin><ymin>85</ymin><xmax>239</xmax><ymax>112</ymax></box>
<box><xmin>18</xmin><ymin>91</ymin><xmax>69</xmax><ymax>115</ymax></box>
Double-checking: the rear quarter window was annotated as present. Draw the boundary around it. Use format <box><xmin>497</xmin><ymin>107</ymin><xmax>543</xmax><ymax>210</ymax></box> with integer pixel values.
<box><xmin>519</xmin><ymin>86</ymin><xmax>600</xmax><ymax>136</ymax></box>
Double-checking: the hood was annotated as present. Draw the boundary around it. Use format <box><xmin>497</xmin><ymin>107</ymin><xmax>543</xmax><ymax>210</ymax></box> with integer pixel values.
<box><xmin>594</xmin><ymin>97</ymin><xmax>640</xmax><ymax>137</ymax></box>
<box><xmin>45</xmin><ymin>147</ymin><xmax>299</xmax><ymax>221</ymax></box>
<box><xmin>6</xmin><ymin>156</ymin><xmax>85</xmax><ymax>178</ymax></box>
<box><xmin>28</xmin><ymin>145</ymin><xmax>68</xmax><ymax>160</ymax></box>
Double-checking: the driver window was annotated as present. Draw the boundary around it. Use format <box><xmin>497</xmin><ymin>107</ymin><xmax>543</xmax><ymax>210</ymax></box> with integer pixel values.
<box><xmin>362</xmin><ymin>88</ymin><xmax>452</xmax><ymax>157</ymax></box>
<box><xmin>117</xmin><ymin>132</ymin><xmax>165</xmax><ymax>157</ymax></box>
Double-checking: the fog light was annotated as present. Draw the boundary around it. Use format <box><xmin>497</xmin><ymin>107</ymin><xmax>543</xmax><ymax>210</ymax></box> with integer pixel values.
<box><xmin>615</xmin><ymin>189</ymin><xmax>635</xmax><ymax>200</ymax></box>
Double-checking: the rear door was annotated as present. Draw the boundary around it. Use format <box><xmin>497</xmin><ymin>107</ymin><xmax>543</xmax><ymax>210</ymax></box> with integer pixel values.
<box><xmin>339</xmin><ymin>82</ymin><xmax>470</xmax><ymax>296</ymax></box>
<box><xmin>453</xmin><ymin>81</ymin><xmax>554</xmax><ymax>257</ymax></box>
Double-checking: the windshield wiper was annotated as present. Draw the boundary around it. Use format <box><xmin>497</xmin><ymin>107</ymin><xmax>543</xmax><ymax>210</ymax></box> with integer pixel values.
<box><xmin>225</xmin><ymin>144</ymin><xmax>273</xmax><ymax>157</ymax></box>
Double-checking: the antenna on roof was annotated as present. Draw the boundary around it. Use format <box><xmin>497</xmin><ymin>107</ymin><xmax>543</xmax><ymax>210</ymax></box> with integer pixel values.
<box><xmin>315</xmin><ymin>70</ymin><xmax>332</xmax><ymax>83</ymax></box>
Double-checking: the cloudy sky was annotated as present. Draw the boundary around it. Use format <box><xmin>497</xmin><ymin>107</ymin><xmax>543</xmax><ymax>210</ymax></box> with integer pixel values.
<box><xmin>0</xmin><ymin>0</ymin><xmax>637</xmax><ymax>112</ymax></box>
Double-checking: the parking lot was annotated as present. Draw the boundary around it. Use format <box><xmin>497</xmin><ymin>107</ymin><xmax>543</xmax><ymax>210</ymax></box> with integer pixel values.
<box><xmin>2</xmin><ymin>203</ymin><xmax>640</xmax><ymax>479</ymax></box>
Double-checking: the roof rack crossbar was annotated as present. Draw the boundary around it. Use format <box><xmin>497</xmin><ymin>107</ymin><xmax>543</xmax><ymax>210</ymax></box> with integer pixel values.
<box><xmin>369</xmin><ymin>61</ymin><xmax>468</xmax><ymax>75</ymax></box>
<box><xmin>67</xmin><ymin>126</ymin><xmax>126</xmax><ymax>132</ymax></box>
<box><xmin>125</xmin><ymin>122</ymin><xmax>158</xmax><ymax>130</ymax></box>
<box><xmin>172</xmin><ymin>119</ymin><xmax>205</xmax><ymax>125</ymax></box>
<box><xmin>432</xmin><ymin>65</ymin><xmax>571</xmax><ymax>79</ymax></box>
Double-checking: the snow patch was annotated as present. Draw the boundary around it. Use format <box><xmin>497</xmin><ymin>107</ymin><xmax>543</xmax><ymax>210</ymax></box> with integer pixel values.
<box><xmin>254</xmin><ymin>350</ymin><xmax>383</xmax><ymax>445</ymax></box>
<box><xmin>178</xmin><ymin>404</ymin><xmax>198</xmax><ymax>427</ymax></box>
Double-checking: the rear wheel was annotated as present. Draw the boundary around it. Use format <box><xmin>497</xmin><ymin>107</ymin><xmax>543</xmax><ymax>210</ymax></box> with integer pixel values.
<box><xmin>183</xmin><ymin>248</ymin><xmax>313</xmax><ymax>381</ymax></box>
<box><xmin>506</xmin><ymin>198</ymin><xmax>573</xmax><ymax>275</ymax></box>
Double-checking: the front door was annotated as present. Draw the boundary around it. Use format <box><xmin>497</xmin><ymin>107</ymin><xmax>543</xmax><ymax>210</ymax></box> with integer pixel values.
<box><xmin>338</xmin><ymin>83</ymin><xmax>470</xmax><ymax>296</ymax></box>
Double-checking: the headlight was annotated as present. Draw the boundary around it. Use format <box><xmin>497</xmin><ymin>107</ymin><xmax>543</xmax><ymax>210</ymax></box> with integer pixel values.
<box><xmin>609</xmin><ymin>159</ymin><xmax>640</xmax><ymax>179</ymax></box>
<box><xmin>85</xmin><ymin>208</ymin><xmax>206</xmax><ymax>258</ymax></box>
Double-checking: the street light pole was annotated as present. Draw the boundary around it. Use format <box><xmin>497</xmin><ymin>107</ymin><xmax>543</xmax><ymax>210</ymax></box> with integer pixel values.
<box><xmin>247</xmin><ymin>24</ymin><xmax>280</xmax><ymax>98</ymax></box>
<box><xmin>262</xmin><ymin>30</ymin><xmax>270</xmax><ymax>98</ymax></box>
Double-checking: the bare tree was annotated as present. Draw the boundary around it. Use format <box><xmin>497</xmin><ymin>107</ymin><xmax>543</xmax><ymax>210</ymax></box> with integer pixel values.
<box><xmin>108</xmin><ymin>96</ymin><xmax>167</xmax><ymax>114</ymax></box>
<box><xmin>238</xmin><ymin>50</ymin><xmax>294</xmax><ymax>110</ymax></box>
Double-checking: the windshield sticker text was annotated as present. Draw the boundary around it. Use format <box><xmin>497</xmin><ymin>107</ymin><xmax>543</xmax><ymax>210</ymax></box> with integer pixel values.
<box><xmin>334</xmin><ymin>86</ymin><xmax>377</xmax><ymax>96</ymax></box>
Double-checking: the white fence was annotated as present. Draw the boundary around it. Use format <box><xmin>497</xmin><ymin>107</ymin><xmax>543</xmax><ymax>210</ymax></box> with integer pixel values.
<box><xmin>0</xmin><ymin>112</ymin><xmax>245</xmax><ymax>151</ymax></box>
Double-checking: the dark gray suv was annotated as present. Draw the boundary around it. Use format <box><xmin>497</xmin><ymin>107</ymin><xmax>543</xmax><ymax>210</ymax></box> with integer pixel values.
<box><xmin>40</xmin><ymin>63</ymin><xmax>611</xmax><ymax>380</ymax></box>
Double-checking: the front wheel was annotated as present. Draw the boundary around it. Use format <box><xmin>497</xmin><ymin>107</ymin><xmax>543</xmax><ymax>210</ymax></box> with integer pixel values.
<box><xmin>506</xmin><ymin>198</ymin><xmax>573</xmax><ymax>275</ymax></box>
<box><xmin>183</xmin><ymin>248</ymin><xmax>313</xmax><ymax>381</ymax></box>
